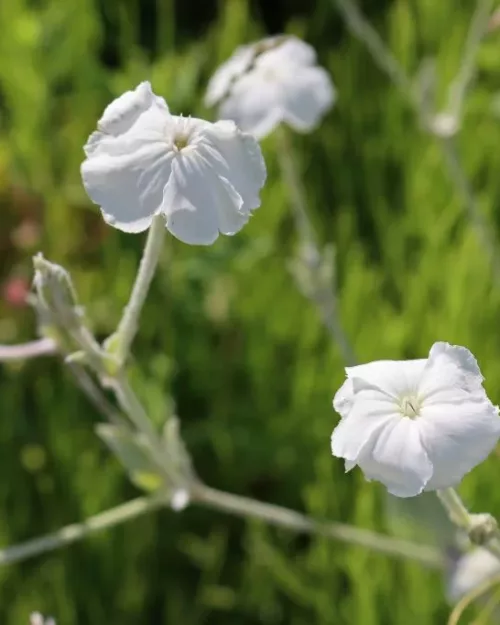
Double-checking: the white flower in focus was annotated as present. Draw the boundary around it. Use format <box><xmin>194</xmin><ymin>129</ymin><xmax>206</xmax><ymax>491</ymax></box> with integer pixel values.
<box><xmin>447</xmin><ymin>547</ymin><xmax>500</xmax><ymax>603</ymax></box>
<box><xmin>205</xmin><ymin>36</ymin><xmax>335</xmax><ymax>139</ymax></box>
<box><xmin>331</xmin><ymin>342</ymin><xmax>500</xmax><ymax>498</ymax></box>
<box><xmin>81</xmin><ymin>81</ymin><xmax>266</xmax><ymax>245</ymax></box>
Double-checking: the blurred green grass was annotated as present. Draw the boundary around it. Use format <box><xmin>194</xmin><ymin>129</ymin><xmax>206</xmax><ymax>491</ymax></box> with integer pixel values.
<box><xmin>1</xmin><ymin>0</ymin><xmax>500</xmax><ymax>622</ymax></box>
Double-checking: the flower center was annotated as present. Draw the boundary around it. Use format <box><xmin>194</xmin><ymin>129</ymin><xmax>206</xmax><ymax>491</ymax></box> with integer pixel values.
<box><xmin>173</xmin><ymin>133</ymin><xmax>190</xmax><ymax>151</ymax></box>
<box><xmin>399</xmin><ymin>395</ymin><xmax>421</xmax><ymax>419</ymax></box>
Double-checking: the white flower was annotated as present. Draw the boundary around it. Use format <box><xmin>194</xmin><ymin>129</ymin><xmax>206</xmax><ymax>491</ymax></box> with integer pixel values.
<box><xmin>81</xmin><ymin>81</ymin><xmax>266</xmax><ymax>245</ymax></box>
<box><xmin>331</xmin><ymin>342</ymin><xmax>500</xmax><ymax>498</ymax></box>
<box><xmin>447</xmin><ymin>547</ymin><xmax>500</xmax><ymax>603</ymax></box>
<box><xmin>205</xmin><ymin>35</ymin><xmax>335</xmax><ymax>139</ymax></box>
<box><xmin>30</xmin><ymin>614</ymin><xmax>56</xmax><ymax>625</ymax></box>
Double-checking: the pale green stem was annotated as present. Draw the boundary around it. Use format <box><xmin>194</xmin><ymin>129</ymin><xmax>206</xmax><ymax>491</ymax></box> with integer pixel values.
<box><xmin>276</xmin><ymin>126</ymin><xmax>357</xmax><ymax>365</ymax></box>
<box><xmin>65</xmin><ymin>361</ymin><xmax>126</xmax><ymax>428</ymax></box>
<box><xmin>0</xmin><ymin>487</ymin><xmax>445</xmax><ymax>569</ymax></box>
<box><xmin>0</xmin><ymin>338</ymin><xmax>56</xmax><ymax>362</ymax></box>
<box><xmin>334</xmin><ymin>0</ymin><xmax>415</xmax><ymax>102</ymax></box>
<box><xmin>446</xmin><ymin>0</ymin><xmax>494</xmax><ymax>121</ymax></box>
<box><xmin>276</xmin><ymin>126</ymin><xmax>317</xmax><ymax>247</ymax></box>
<box><xmin>188</xmin><ymin>483</ymin><xmax>444</xmax><ymax>568</ymax></box>
<box><xmin>437</xmin><ymin>487</ymin><xmax>472</xmax><ymax>529</ymax></box>
<box><xmin>111</xmin><ymin>215</ymin><xmax>166</xmax><ymax>364</ymax></box>
<box><xmin>108</xmin><ymin>373</ymin><xmax>176</xmax><ymax>479</ymax></box>
<box><xmin>437</xmin><ymin>488</ymin><xmax>500</xmax><ymax>561</ymax></box>
<box><xmin>0</xmin><ymin>494</ymin><xmax>165</xmax><ymax>565</ymax></box>
<box><xmin>439</xmin><ymin>136</ymin><xmax>500</xmax><ymax>288</ymax></box>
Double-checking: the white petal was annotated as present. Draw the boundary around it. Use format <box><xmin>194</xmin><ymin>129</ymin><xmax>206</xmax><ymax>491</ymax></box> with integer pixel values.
<box><xmin>162</xmin><ymin>151</ymin><xmax>245</xmax><ymax>245</ymax></box>
<box><xmin>345</xmin><ymin>359</ymin><xmax>427</xmax><ymax>399</ymax></box>
<box><xmin>93</xmin><ymin>81</ymin><xmax>167</xmax><ymax>140</ymax></box>
<box><xmin>199</xmin><ymin>120</ymin><xmax>266</xmax><ymax>213</ymax></box>
<box><xmin>419</xmin><ymin>398</ymin><xmax>500</xmax><ymax>490</ymax></box>
<box><xmin>331</xmin><ymin>389</ymin><xmax>398</xmax><ymax>463</ymax></box>
<box><xmin>333</xmin><ymin>378</ymin><xmax>354</xmax><ymax>418</ymax></box>
<box><xmin>281</xmin><ymin>67</ymin><xmax>335</xmax><ymax>132</ymax></box>
<box><xmin>219</xmin><ymin>73</ymin><xmax>284</xmax><ymax>139</ymax></box>
<box><xmin>419</xmin><ymin>342</ymin><xmax>486</xmax><ymax>401</ymax></box>
<box><xmin>257</xmin><ymin>36</ymin><xmax>317</xmax><ymax>68</ymax></box>
<box><xmin>81</xmin><ymin>143</ymin><xmax>173</xmax><ymax>232</ymax></box>
<box><xmin>84</xmin><ymin>93</ymin><xmax>168</xmax><ymax>158</ymax></box>
<box><xmin>205</xmin><ymin>45</ymin><xmax>255</xmax><ymax>107</ymax></box>
<box><xmin>81</xmin><ymin>82</ymin><xmax>175</xmax><ymax>232</ymax></box>
<box><xmin>357</xmin><ymin>417</ymin><xmax>433</xmax><ymax>497</ymax></box>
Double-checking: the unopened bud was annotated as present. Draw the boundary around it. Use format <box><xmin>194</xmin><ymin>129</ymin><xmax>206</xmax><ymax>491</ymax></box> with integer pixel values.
<box><xmin>468</xmin><ymin>513</ymin><xmax>499</xmax><ymax>546</ymax></box>
<box><xmin>32</xmin><ymin>253</ymin><xmax>81</xmax><ymax>331</ymax></box>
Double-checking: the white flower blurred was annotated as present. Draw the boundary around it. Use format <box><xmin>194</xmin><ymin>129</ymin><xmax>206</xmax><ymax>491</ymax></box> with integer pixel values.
<box><xmin>205</xmin><ymin>35</ymin><xmax>335</xmax><ymax>139</ymax></box>
<box><xmin>331</xmin><ymin>342</ymin><xmax>500</xmax><ymax>498</ymax></box>
<box><xmin>447</xmin><ymin>547</ymin><xmax>500</xmax><ymax>603</ymax></box>
<box><xmin>171</xmin><ymin>488</ymin><xmax>190</xmax><ymax>512</ymax></box>
<box><xmin>81</xmin><ymin>81</ymin><xmax>266</xmax><ymax>245</ymax></box>
<box><xmin>30</xmin><ymin>613</ymin><xmax>56</xmax><ymax>625</ymax></box>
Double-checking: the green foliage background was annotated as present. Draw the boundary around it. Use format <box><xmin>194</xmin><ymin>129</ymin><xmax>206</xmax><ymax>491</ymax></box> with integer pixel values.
<box><xmin>1</xmin><ymin>0</ymin><xmax>500</xmax><ymax>622</ymax></box>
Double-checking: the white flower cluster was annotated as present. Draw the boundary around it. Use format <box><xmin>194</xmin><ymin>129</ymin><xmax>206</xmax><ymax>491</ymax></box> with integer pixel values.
<box><xmin>81</xmin><ymin>35</ymin><xmax>335</xmax><ymax>244</ymax></box>
<box><xmin>80</xmin><ymin>35</ymin><xmax>500</xmax><ymax>503</ymax></box>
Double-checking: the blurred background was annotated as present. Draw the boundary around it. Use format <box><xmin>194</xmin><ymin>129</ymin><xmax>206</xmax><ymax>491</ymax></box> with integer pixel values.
<box><xmin>2</xmin><ymin>0</ymin><xmax>500</xmax><ymax>622</ymax></box>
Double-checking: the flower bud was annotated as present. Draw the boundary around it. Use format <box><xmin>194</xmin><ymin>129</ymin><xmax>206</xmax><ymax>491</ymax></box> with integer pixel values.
<box><xmin>32</xmin><ymin>253</ymin><xmax>81</xmax><ymax>332</ymax></box>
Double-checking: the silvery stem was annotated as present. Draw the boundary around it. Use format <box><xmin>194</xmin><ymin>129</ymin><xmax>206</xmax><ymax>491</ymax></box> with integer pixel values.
<box><xmin>446</xmin><ymin>0</ymin><xmax>494</xmax><ymax>121</ymax></box>
<box><xmin>0</xmin><ymin>338</ymin><xmax>57</xmax><ymax>362</ymax></box>
<box><xmin>0</xmin><ymin>487</ymin><xmax>444</xmax><ymax>569</ymax></box>
<box><xmin>276</xmin><ymin>126</ymin><xmax>356</xmax><ymax>365</ymax></box>
<box><xmin>276</xmin><ymin>125</ymin><xmax>317</xmax><ymax>247</ymax></box>
<box><xmin>110</xmin><ymin>214</ymin><xmax>166</xmax><ymax>364</ymax></box>
<box><xmin>193</xmin><ymin>483</ymin><xmax>444</xmax><ymax>568</ymax></box>
<box><xmin>0</xmin><ymin>495</ymin><xmax>165</xmax><ymax>565</ymax></box>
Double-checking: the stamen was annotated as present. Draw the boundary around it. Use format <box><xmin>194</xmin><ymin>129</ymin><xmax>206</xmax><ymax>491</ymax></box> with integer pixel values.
<box><xmin>174</xmin><ymin>134</ymin><xmax>189</xmax><ymax>151</ymax></box>
<box><xmin>400</xmin><ymin>396</ymin><xmax>421</xmax><ymax>418</ymax></box>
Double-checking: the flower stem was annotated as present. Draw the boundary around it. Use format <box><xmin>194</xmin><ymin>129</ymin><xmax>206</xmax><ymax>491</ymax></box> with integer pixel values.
<box><xmin>437</xmin><ymin>487</ymin><xmax>472</xmax><ymax>529</ymax></box>
<box><xmin>446</xmin><ymin>0</ymin><xmax>494</xmax><ymax>121</ymax></box>
<box><xmin>0</xmin><ymin>494</ymin><xmax>165</xmax><ymax>565</ymax></box>
<box><xmin>437</xmin><ymin>488</ymin><xmax>500</xmax><ymax>561</ymax></box>
<box><xmin>110</xmin><ymin>214</ymin><xmax>166</xmax><ymax>364</ymax></box>
<box><xmin>193</xmin><ymin>483</ymin><xmax>444</xmax><ymax>568</ymax></box>
<box><xmin>276</xmin><ymin>126</ymin><xmax>356</xmax><ymax>366</ymax></box>
<box><xmin>276</xmin><ymin>126</ymin><xmax>317</xmax><ymax>247</ymax></box>
<box><xmin>334</xmin><ymin>0</ymin><xmax>415</xmax><ymax>101</ymax></box>
<box><xmin>108</xmin><ymin>373</ymin><xmax>177</xmax><ymax>479</ymax></box>
<box><xmin>0</xmin><ymin>486</ymin><xmax>445</xmax><ymax>569</ymax></box>
<box><xmin>0</xmin><ymin>338</ymin><xmax>57</xmax><ymax>362</ymax></box>
<box><xmin>438</xmin><ymin>136</ymin><xmax>500</xmax><ymax>288</ymax></box>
